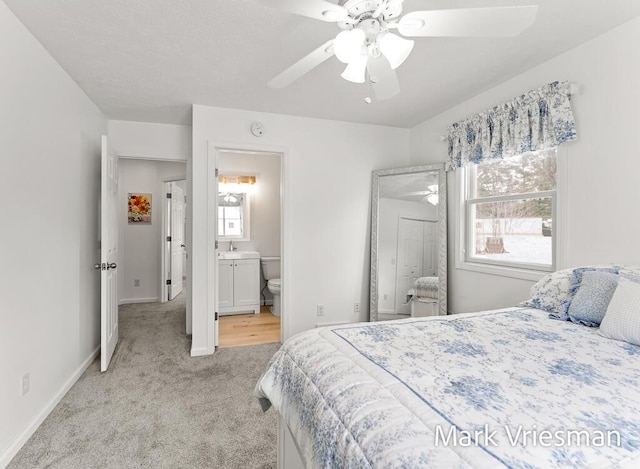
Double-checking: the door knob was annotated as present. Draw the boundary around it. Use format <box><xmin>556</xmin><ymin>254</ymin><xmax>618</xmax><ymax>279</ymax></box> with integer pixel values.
<box><xmin>94</xmin><ymin>263</ymin><xmax>102</xmax><ymax>270</ymax></box>
<box><xmin>107</xmin><ymin>263</ymin><xmax>117</xmax><ymax>270</ymax></box>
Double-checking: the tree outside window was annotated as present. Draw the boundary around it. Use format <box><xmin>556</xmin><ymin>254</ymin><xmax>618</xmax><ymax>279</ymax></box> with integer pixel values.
<box><xmin>466</xmin><ymin>149</ymin><xmax>556</xmax><ymax>269</ymax></box>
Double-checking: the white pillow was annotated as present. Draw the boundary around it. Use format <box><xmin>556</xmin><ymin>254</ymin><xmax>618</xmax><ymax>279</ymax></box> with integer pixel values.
<box><xmin>599</xmin><ymin>278</ymin><xmax>640</xmax><ymax>345</ymax></box>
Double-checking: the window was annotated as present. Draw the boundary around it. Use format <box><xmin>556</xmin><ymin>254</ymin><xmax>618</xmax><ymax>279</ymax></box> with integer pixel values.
<box><xmin>462</xmin><ymin>149</ymin><xmax>557</xmax><ymax>273</ymax></box>
<box><xmin>218</xmin><ymin>192</ymin><xmax>249</xmax><ymax>239</ymax></box>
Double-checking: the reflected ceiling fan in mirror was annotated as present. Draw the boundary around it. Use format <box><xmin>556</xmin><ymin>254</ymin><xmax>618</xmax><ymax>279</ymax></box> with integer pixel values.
<box><xmin>254</xmin><ymin>0</ymin><xmax>538</xmax><ymax>101</ymax></box>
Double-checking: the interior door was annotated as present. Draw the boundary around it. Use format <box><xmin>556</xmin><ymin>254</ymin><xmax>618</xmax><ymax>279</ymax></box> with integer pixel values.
<box><xmin>99</xmin><ymin>135</ymin><xmax>119</xmax><ymax>372</ymax></box>
<box><xmin>394</xmin><ymin>218</ymin><xmax>424</xmax><ymax>315</ymax></box>
<box><xmin>213</xmin><ymin>165</ymin><xmax>219</xmax><ymax>348</ymax></box>
<box><xmin>169</xmin><ymin>181</ymin><xmax>185</xmax><ymax>299</ymax></box>
<box><xmin>423</xmin><ymin>221</ymin><xmax>438</xmax><ymax>276</ymax></box>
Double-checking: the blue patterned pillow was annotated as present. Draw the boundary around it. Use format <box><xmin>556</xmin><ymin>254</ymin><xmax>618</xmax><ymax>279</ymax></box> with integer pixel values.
<box><xmin>518</xmin><ymin>268</ymin><xmax>576</xmax><ymax>314</ymax></box>
<box><xmin>566</xmin><ymin>271</ymin><xmax>619</xmax><ymax>326</ymax></box>
<box><xmin>554</xmin><ymin>267</ymin><xmax>619</xmax><ymax>322</ymax></box>
<box><xmin>518</xmin><ymin>265</ymin><xmax>625</xmax><ymax>316</ymax></box>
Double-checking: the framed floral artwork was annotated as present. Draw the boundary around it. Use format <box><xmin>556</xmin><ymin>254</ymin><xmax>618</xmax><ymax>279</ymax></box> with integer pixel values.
<box><xmin>128</xmin><ymin>193</ymin><xmax>152</xmax><ymax>224</ymax></box>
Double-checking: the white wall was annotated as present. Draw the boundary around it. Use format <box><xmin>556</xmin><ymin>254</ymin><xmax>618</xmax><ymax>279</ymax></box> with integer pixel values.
<box><xmin>409</xmin><ymin>17</ymin><xmax>640</xmax><ymax>313</ymax></box>
<box><xmin>118</xmin><ymin>159</ymin><xmax>187</xmax><ymax>304</ymax></box>
<box><xmin>191</xmin><ymin>106</ymin><xmax>410</xmax><ymax>354</ymax></box>
<box><xmin>0</xmin><ymin>2</ymin><xmax>106</xmax><ymax>464</ymax></box>
<box><xmin>108</xmin><ymin>120</ymin><xmax>191</xmax><ymax>161</ymax></box>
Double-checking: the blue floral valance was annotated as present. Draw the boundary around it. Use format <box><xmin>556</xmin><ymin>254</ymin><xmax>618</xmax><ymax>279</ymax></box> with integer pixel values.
<box><xmin>447</xmin><ymin>81</ymin><xmax>577</xmax><ymax>170</ymax></box>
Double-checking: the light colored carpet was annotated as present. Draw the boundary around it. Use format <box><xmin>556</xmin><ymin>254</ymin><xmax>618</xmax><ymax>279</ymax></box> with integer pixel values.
<box><xmin>9</xmin><ymin>294</ymin><xmax>280</xmax><ymax>469</ymax></box>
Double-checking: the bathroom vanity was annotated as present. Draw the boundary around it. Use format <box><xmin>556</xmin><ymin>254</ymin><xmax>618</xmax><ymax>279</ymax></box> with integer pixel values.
<box><xmin>218</xmin><ymin>251</ymin><xmax>260</xmax><ymax>315</ymax></box>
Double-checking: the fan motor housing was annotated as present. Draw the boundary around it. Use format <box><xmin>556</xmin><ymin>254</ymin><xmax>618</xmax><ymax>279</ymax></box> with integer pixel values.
<box><xmin>340</xmin><ymin>0</ymin><xmax>403</xmax><ymax>22</ymax></box>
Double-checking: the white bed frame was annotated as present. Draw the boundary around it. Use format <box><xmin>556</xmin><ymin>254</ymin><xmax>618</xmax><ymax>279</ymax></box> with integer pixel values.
<box><xmin>278</xmin><ymin>415</ymin><xmax>304</xmax><ymax>469</ymax></box>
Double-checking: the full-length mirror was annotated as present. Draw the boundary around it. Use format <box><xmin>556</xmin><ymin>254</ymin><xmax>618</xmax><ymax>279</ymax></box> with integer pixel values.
<box><xmin>370</xmin><ymin>164</ymin><xmax>447</xmax><ymax>321</ymax></box>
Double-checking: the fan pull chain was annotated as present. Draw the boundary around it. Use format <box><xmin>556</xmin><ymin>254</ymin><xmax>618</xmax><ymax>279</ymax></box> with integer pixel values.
<box><xmin>365</xmin><ymin>70</ymin><xmax>373</xmax><ymax>104</ymax></box>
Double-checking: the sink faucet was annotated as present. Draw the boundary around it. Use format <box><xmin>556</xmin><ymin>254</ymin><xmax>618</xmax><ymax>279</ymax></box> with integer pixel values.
<box><xmin>229</xmin><ymin>240</ymin><xmax>235</xmax><ymax>251</ymax></box>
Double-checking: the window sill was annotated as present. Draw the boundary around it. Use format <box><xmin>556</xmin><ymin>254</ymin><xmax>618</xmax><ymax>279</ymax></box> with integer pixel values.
<box><xmin>456</xmin><ymin>260</ymin><xmax>549</xmax><ymax>282</ymax></box>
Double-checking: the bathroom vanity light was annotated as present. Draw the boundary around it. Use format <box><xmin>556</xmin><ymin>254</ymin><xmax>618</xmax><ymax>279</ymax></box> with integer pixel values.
<box><xmin>218</xmin><ymin>175</ymin><xmax>256</xmax><ymax>185</ymax></box>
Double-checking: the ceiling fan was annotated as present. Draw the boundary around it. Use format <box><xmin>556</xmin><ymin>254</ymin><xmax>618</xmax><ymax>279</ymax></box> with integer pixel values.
<box><xmin>254</xmin><ymin>0</ymin><xmax>538</xmax><ymax>101</ymax></box>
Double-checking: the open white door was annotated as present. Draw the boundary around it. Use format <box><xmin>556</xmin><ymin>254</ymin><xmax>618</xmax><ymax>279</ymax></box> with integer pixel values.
<box><xmin>98</xmin><ymin>135</ymin><xmax>119</xmax><ymax>372</ymax></box>
<box><xmin>169</xmin><ymin>182</ymin><xmax>185</xmax><ymax>299</ymax></box>
<box><xmin>213</xmin><ymin>167</ymin><xmax>219</xmax><ymax>348</ymax></box>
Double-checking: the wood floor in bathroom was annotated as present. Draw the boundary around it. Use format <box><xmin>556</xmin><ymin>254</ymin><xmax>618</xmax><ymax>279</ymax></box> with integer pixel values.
<box><xmin>218</xmin><ymin>306</ymin><xmax>281</xmax><ymax>348</ymax></box>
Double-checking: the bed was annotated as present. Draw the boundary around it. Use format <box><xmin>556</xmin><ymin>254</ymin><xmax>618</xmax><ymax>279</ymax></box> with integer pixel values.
<box><xmin>407</xmin><ymin>276</ymin><xmax>439</xmax><ymax>317</ymax></box>
<box><xmin>407</xmin><ymin>276</ymin><xmax>439</xmax><ymax>300</ymax></box>
<box><xmin>255</xmin><ymin>266</ymin><xmax>640</xmax><ymax>468</ymax></box>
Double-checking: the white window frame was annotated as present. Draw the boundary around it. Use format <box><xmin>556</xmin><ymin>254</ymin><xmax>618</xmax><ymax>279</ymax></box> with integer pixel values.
<box><xmin>455</xmin><ymin>146</ymin><xmax>568</xmax><ymax>281</ymax></box>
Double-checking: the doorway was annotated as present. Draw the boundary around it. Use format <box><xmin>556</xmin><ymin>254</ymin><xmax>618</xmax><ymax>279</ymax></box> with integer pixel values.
<box><xmin>215</xmin><ymin>150</ymin><xmax>283</xmax><ymax>348</ymax></box>
<box><xmin>117</xmin><ymin>159</ymin><xmax>187</xmax><ymax>311</ymax></box>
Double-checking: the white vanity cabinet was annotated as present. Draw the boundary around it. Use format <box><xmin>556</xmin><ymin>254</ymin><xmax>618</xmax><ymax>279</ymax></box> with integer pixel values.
<box><xmin>218</xmin><ymin>255</ymin><xmax>260</xmax><ymax>315</ymax></box>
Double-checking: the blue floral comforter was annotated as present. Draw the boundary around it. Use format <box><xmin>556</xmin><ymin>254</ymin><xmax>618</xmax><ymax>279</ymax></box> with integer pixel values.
<box><xmin>255</xmin><ymin>308</ymin><xmax>640</xmax><ymax>468</ymax></box>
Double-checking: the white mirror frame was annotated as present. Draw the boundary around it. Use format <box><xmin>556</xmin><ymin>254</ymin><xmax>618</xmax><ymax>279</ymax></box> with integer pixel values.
<box><xmin>369</xmin><ymin>164</ymin><xmax>447</xmax><ymax>321</ymax></box>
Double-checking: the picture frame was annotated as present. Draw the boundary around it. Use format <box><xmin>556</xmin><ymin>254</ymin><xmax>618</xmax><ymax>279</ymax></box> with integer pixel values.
<box><xmin>128</xmin><ymin>193</ymin><xmax>152</xmax><ymax>224</ymax></box>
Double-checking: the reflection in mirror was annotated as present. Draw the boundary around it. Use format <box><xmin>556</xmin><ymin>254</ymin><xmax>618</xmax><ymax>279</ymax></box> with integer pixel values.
<box><xmin>370</xmin><ymin>165</ymin><xmax>447</xmax><ymax>321</ymax></box>
<box><xmin>218</xmin><ymin>176</ymin><xmax>254</xmax><ymax>240</ymax></box>
<box><xmin>218</xmin><ymin>192</ymin><xmax>246</xmax><ymax>238</ymax></box>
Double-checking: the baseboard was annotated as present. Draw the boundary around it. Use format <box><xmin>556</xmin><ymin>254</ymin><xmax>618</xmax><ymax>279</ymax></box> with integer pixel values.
<box><xmin>315</xmin><ymin>320</ymin><xmax>351</xmax><ymax>328</ymax></box>
<box><xmin>190</xmin><ymin>346</ymin><xmax>213</xmax><ymax>357</ymax></box>
<box><xmin>0</xmin><ymin>346</ymin><xmax>100</xmax><ymax>468</ymax></box>
<box><xmin>118</xmin><ymin>297</ymin><xmax>159</xmax><ymax>305</ymax></box>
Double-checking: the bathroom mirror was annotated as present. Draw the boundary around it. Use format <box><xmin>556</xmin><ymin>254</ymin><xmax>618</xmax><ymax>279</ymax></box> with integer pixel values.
<box><xmin>370</xmin><ymin>164</ymin><xmax>447</xmax><ymax>321</ymax></box>
<box><xmin>218</xmin><ymin>191</ymin><xmax>249</xmax><ymax>240</ymax></box>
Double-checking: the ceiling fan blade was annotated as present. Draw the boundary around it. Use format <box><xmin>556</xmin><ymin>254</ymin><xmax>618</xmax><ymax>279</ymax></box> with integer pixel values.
<box><xmin>268</xmin><ymin>40</ymin><xmax>335</xmax><ymax>89</ymax></box>
<box><xmin>398</xmin><ymin>6</ymin><xmax>538</xmax><ymax>37</ymax></box>
<box><xmin>250</xmin><ymin>0</ymin><xmax>348</xmax><ymax>22</ymax></box>
<box><xmin>367</xmin><ymin>56</ymin><xmax>400</xmax><ymax>101</ymax></box>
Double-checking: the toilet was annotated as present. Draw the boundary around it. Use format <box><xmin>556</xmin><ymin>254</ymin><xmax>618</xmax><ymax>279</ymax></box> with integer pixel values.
<box><xmin>260</xmin><ymin>256</ymin><xmax>281</xmax><ymax>316</ymax></box>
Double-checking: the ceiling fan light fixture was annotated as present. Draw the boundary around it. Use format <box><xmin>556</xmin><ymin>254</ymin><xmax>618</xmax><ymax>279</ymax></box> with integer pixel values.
<box><xmin>334</xmin><ymin>28</ymin><xmax>366</xmax><ymax>64</ymax></box>
<box><xmin>379</xmin><ymin>32</ymin><xmax>414</xmax><ymax>69</ymax></box>
<box><xmin>341</xmin><ymin>55</ymin><xmax>368</xmax><ymax>83</ymax></box>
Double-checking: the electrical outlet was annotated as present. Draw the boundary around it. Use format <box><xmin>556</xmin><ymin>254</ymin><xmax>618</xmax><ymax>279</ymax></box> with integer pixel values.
<box><xmin>134</xmin><ymin>279</ymin><xmax>140</xmax><ymax>287</ymax></box>
<box><xmin>353</xmin><ymin>302</ymin><xmax>360</xmax><ymax>314</ymax></box>
<box><xmin>21</xmin><ymin>372</ymin><xmax>30</xmax><ymax>397</ymax></box>
<box><xmin>316</xmin><ymin>304</ymin><xmax>325</xmax><ymax>316</ymax></box>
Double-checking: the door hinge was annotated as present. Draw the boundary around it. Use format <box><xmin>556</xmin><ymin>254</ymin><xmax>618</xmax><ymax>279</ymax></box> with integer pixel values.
<box><xmin>215</xmin><ymin>240</ymin><xmax>219</xmax><ymax>249</ymax></box>
<box><xmin>166</xmin><ymin>236</ymin><xmax>172</xmax><ymax>242</ymax></box>
<box><xmin>215</xmin><ymin>312</ymin><xmax>219</xmax><ymax>321</ymax></box>
<box><xmin>166</xmin><ymin>193</ymin><xmax>172</xmax><ymax>199</ymax></box>
<box><xmin>166</xmin><ymin>279</ymin><xmax>172</xmax><ymax>285</ymax></box>
<box><xmin>215</xmin><ymin>168</ymin><xmax>219</xmax><ymax>177</ymax></box>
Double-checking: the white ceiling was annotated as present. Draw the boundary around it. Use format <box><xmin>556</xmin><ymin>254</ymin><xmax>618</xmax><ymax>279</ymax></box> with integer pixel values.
<box><xmin>5</xmin><ymin>0</ymin><xmax>639</xmax><ymax>128</ymax></box>
<box><xmin>380</xmin><ymin>171</ymin><xmax>438</xmax><ymax>202</ymax></box>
